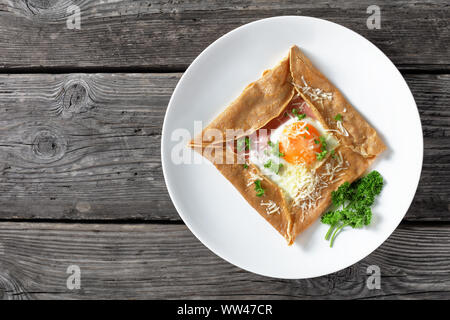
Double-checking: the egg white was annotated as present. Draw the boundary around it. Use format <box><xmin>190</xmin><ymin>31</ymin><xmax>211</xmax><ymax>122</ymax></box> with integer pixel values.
<box><xmin>270</xmin><ymin>116</ymin><xmax>338</xmax><ymax>149</ymax></box>
<box><xmin>249</xmin><ymin>116</ymin><xmax>339</xmax><ymax>201</ymax></box>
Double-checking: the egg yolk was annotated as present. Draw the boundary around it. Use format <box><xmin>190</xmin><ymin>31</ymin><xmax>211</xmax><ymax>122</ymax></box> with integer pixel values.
<box><xmin>279</xmin><ymin>121</ymin><xmax>323</xmax><ymax>166</ymax></box>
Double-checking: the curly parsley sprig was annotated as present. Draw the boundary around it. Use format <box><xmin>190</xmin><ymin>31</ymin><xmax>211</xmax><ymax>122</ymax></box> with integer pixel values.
<box><xmin>321</xmin><ymin>171</ymin><xmax>384</xmax><ymax>247</ymax></box>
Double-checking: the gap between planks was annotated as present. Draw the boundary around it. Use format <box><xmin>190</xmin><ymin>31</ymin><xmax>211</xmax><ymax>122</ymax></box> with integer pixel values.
<box><xmin>0</xmin><ymin>67</ymin><xmax>449</xmax><ymax>75</ymax></box>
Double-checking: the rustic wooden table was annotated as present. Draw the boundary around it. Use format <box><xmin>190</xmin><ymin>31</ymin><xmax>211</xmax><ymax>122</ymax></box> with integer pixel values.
<box><xmin>0</xmin><ymin>0</ymin><xmax>448</xmax><ymax>300</ymax></box>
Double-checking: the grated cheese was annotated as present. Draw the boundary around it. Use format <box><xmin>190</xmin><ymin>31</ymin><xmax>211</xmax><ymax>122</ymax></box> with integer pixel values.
<box><xmin>288</xmin><ymin>121</ymin><xmax>308</xmax><ymax>137</ymax></box>
<box><xmin>320</xmin><ymin>151</ymin><xmax>348</xmax><ymax>184</ymax></box>
<box><xmin>325</xmin><ymin>121</ymin><xmax>349</xmax><ymax>137</ymax></box>
<box><xmin>291</xmin><ymin>101</ymin><xmax>308</xmax><ymax>111</ymax></box>
<box><xmin>278</xmin><ymin>164</ymin><xmax>327</xmax><ymax>209</ymax></box>
<box><xmin>291</xmin><ymin>76</ymin><xmax>333</xmax><ymax>106</ymax></box>
<box><xmin>246</xmin><ymin>168</ymin><xmax>263</xmax><ymax>187</ymax></box>
<box><xmin>336</xmin><ymin>120</ymin><xmax>349</xmax><ymax>137</ymax></box>
<box><xmin>278</xmin><ymin>151</ymin><xmax>349</xmax><ymax>212</ymax></box>
<box><xmin>260</xmin><ymin>200</ymin><xmax>281</xmax><ymax>215</ymax></box>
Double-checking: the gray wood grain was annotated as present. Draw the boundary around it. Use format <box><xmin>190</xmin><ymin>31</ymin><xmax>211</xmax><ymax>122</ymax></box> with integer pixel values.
<box><xmin>0</xmin><ymin>222</ymin><xmax>448</xmax><ymax>300</ymax></box>
<box><xmin>0</xmin><ymin>0</ymin><xmax>448</xmax><ymax>71</ymax></box>
<box><xmin>0</xmin><ymin>0</ymin><xmax>446</xmax><ymax>301</ymax></box>
<box><xmin>0</xmin><ymin>73</ymin><xmax>448</xmax><ymax>221</ymax></box>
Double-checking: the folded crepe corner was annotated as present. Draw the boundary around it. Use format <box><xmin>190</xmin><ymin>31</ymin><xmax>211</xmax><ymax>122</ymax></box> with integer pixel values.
<box><xmin>189</xmin><ymin>45</ymin><xmax>386</xmax><ymax>245</ymax></box>
<box><xmin>189</xmin><ymin>55</ymin><xmax>295</xmax><ymax>147</ymax></box>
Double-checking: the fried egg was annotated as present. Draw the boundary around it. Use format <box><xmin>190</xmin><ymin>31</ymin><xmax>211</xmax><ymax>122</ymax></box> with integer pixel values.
<box><xmin>249</xmin><ymin>115</ymin><xmax>339</xmax><ymax>203</ymax></box>
<box><xmin>270</xmin><ymin>116</ymin><xmax>338</xmax><ymax>166</ymax></box>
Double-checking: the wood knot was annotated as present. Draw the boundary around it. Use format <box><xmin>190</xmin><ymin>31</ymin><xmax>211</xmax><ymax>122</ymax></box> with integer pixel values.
<box><xmin>0</xmin><ymin>273</ymin><xmax>29</xmax><ymax>300</ymax></box>
<box><xmin>63</xmin><ymin>82</ymin><xmax>87</xmax><ymax>111</ymax></box>
<box><xmin>31</xmin><ymin>129</ymin><xmax>66</xmax><ymax>163</ymax></box>
<box><xmin>26</xmin><ymin>0</ymin><xmax>55</xmax><ymax>10</ymax></box>
<box><xmin>56</xmin><ymin>78</ymin><xmax>91</xmax><ymax>118</ymax></box>
<box><xmin>21</xmin><ymin>0</ymin><xmax>66</xmax><ymax>17</ymax></box>
<box><xmin>326</xmin><ymin>265</ymin><xmax>361</xmax><ymax>290</ymax></box>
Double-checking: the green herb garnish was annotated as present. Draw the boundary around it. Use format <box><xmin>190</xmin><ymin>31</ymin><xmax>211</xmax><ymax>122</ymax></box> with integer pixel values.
<box><xmin>264</xmin><ymin>159</ymin><xmax>283</xmax><ymax>174</ymax></box>
<box><xmin>316</xmin><ymin>150</ymin><xmax>328</xmax><ymax>160</ymax></box>
<box><xmin>254</xmin><ymin>179</ymin><xmax>265</xmax><ymax>197</ymax></box>
<box><xmin>334</xmin><ymin>114</ymin><xmax>343</xmax><ymax>121</ymax></box>
<box><xmin>243</xmin><ymin>163</ymin><xmax>249</xmax><ymax>169</ymax></box>
<box><xmin>321</xmin><ymin>171</ymin><xmax>384</xmax><ymax>247</ymax></box>
<box><xmin>237</xmin><ymin>136</ymin><xmax>250</xmax><ymax>152</ymax></box>
<box><xmin>267</xmin><ymin>141</ymin><xmax>284</xmax><ymax>157</ymax></box>
<box><xmin>315</xmin><ymin>136</ymin><xmax>328</xmax><ymax>160</ymax></box>
<box><xmin>319</xmin><ymin>136</ymin><xmax>327</xmax><ymax>151</ymax></box>
<box><xmin>292</xmin><ymin>108</ymin><xmax>306</xmax><ymax>120</ymax></box>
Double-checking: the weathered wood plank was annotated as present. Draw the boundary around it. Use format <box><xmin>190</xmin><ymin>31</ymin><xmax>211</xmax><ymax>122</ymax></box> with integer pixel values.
<box><xmin>0</xmin><ymin>73</ymin><xmax>177</xmax><ymax>220</ymax></box>
<box><xmin>0</xmin><ymin>222</ymin><xmax>448</xmax><ymax>299</ymax></box>
<box><xmin>409</xmin><ymin>74</ymin><xmax>450</xmax><ymax>221</ymax></box>
<box><xmin>0</xmin><ymin>73</ymin><xmax>448</xmax><ymax>221</ymax></box>
<box><xmin>0</xmin><ymin>0</ymin><xmax>448</xmax><ymax>70</ymax></box>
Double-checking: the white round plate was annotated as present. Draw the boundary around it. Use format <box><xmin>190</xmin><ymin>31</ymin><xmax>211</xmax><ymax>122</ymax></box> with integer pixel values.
<box><xmin>161</xmin><ymin>16</ymin><xmax>422</xmax><ymax>279</ymax></box>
